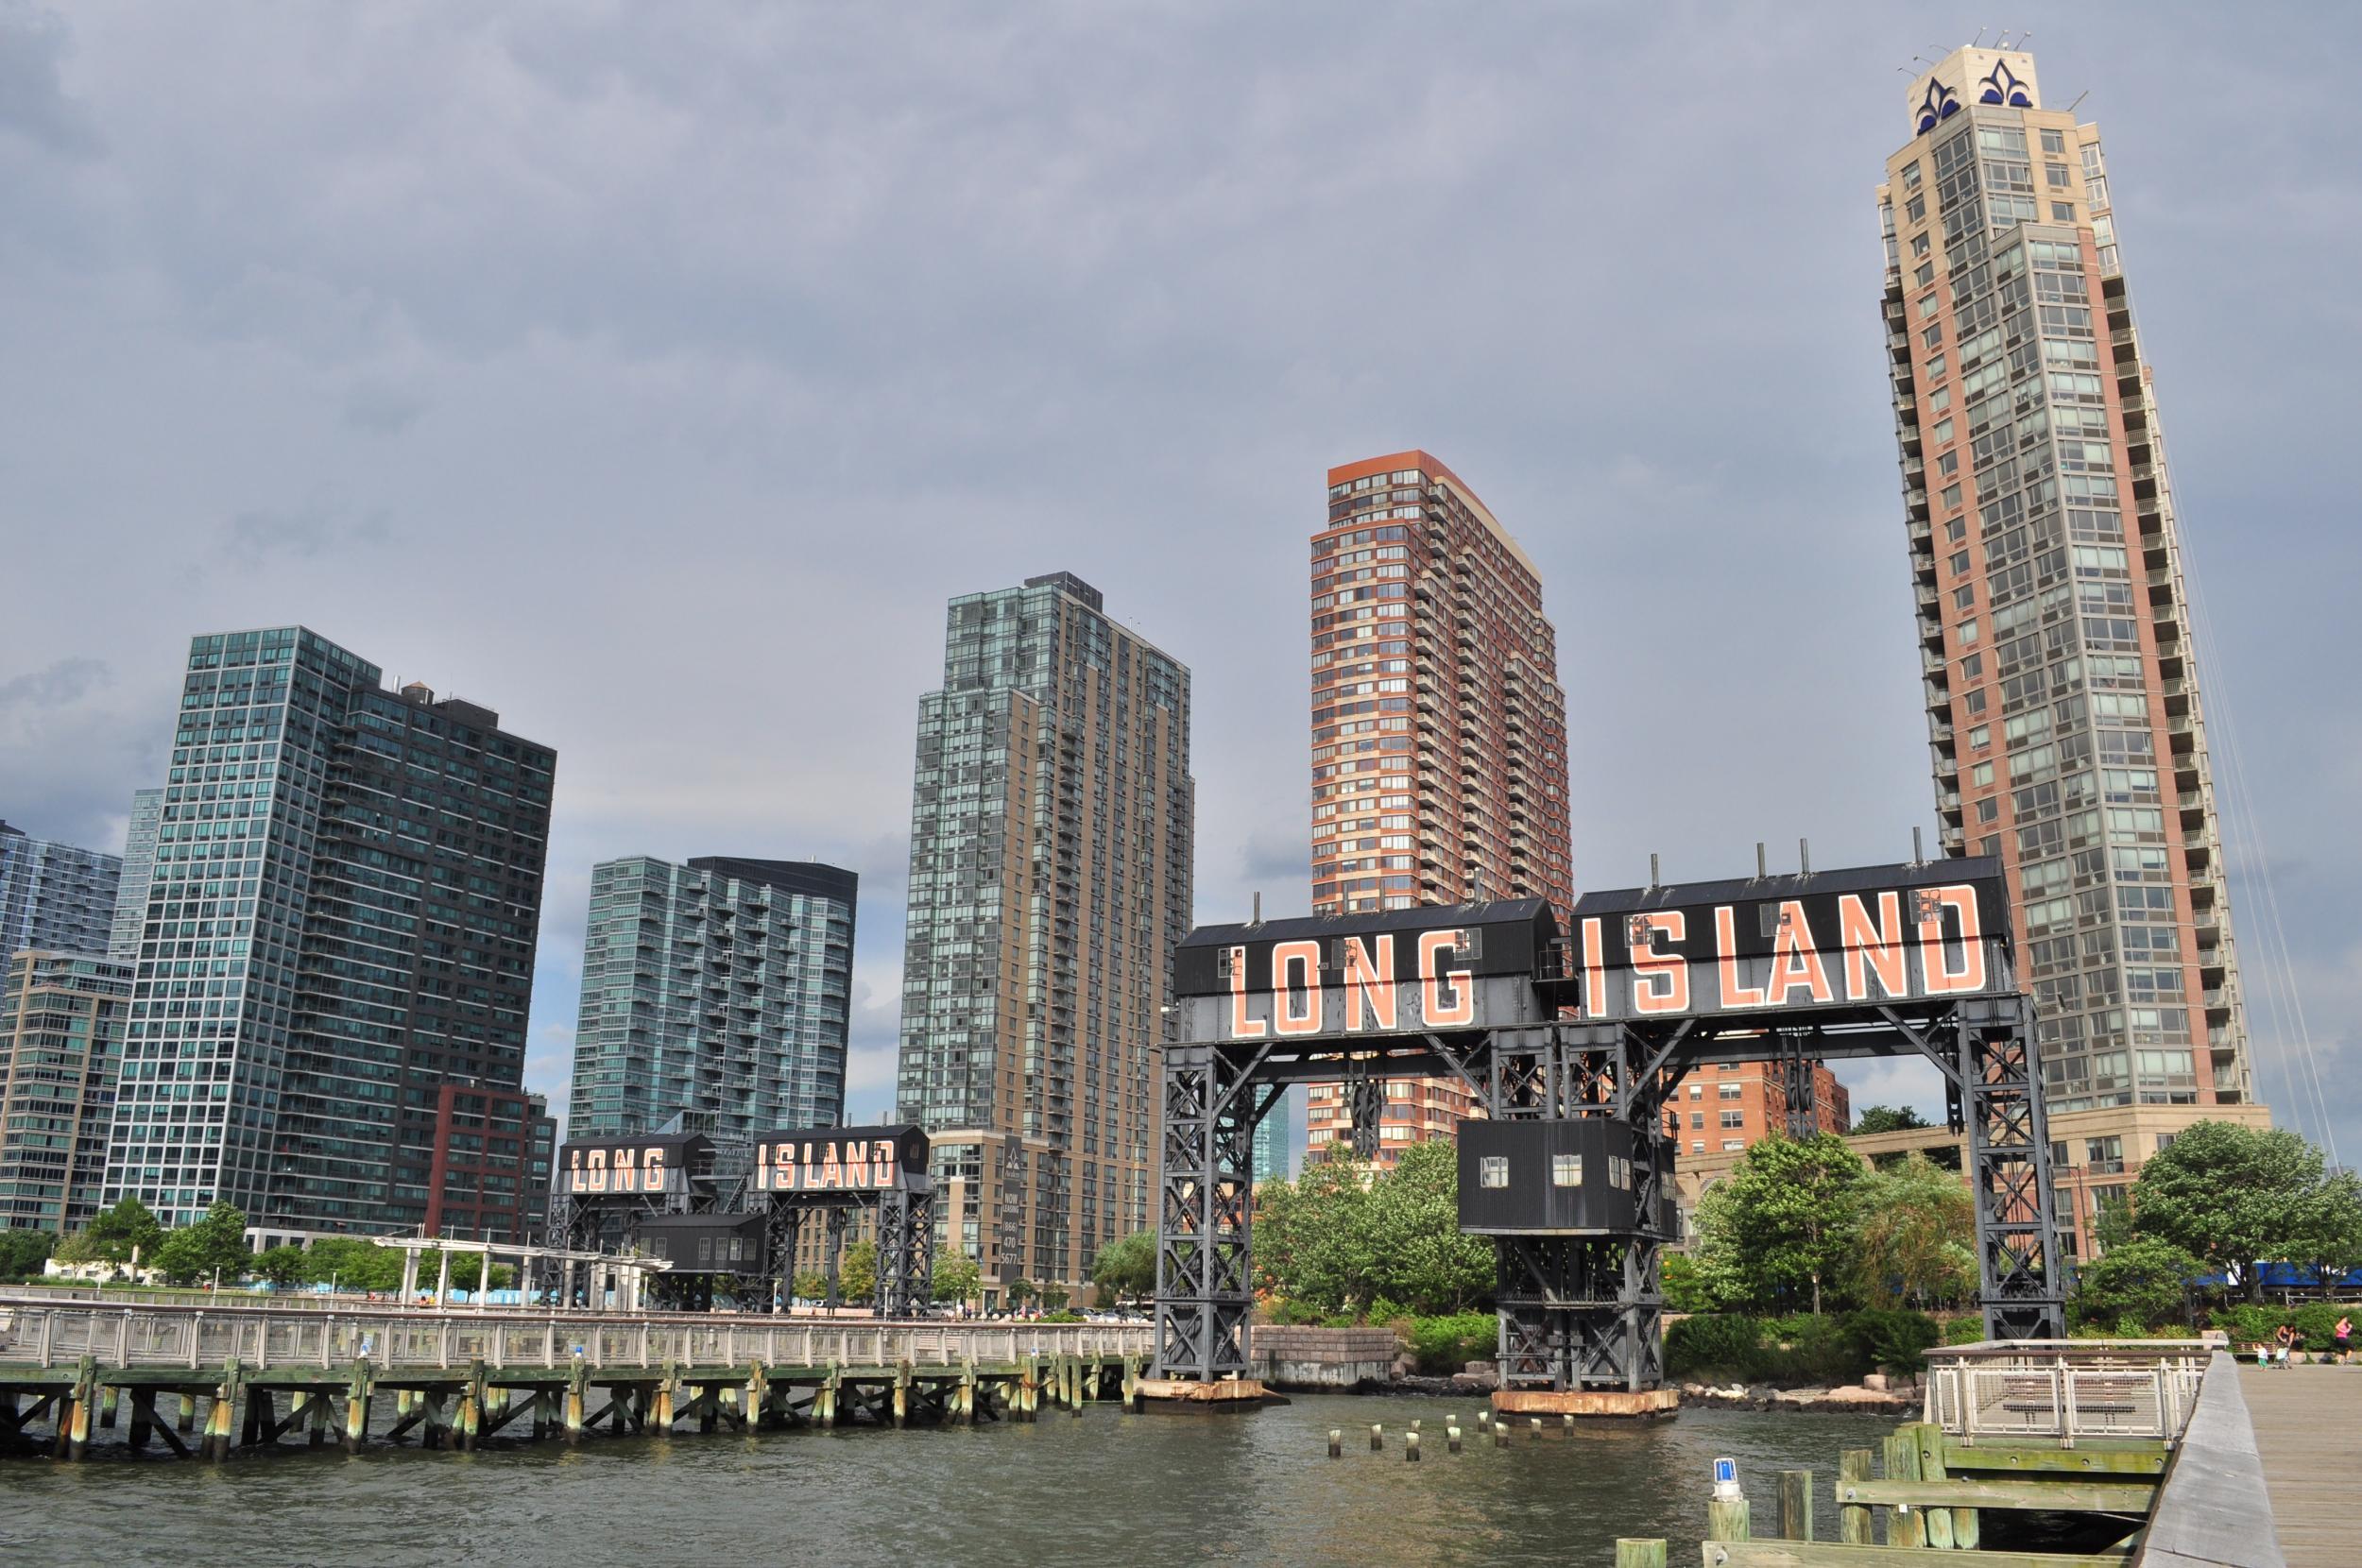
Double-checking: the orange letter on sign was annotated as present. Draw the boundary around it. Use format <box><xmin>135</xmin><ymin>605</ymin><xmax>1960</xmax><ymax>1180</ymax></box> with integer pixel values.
<box><xmin>1714</xmin><ymin>906</ymin><xmax>1768</xmax><ymax>1008</ymax></box>
<box><xmin>1419</xmin><ymin>929</ymin><xmax>1475</xmax><ymax>1026</ymax></box>
<box><xmin>1918</xmin><ymin>885</ymin><xmax>1988</xmax><ymax>994</ymax></box>
<box><xmin>1840</xmin><ymin>892</ymin><xmax>1908</xmax><ymax>1000</ymax></box>
<box><xmin>1341</xmin><ymin>934</ymin><xmax>1396</xmax><ymax>1032</ymax></box>
<box><xmin>1272</xmin><ymin>940</ymin><xmax>1324</xmax><ymax>1035</ymax></box>
<box><xmin>1228</xmin><ymin>945</ymin><xmax>1266</xmax><ymax>1039</ymax></box>
<box><xmin>1631</xmin><ymin>912</ymin><xmax>1689</xmax><ymax>1015</ymax></box>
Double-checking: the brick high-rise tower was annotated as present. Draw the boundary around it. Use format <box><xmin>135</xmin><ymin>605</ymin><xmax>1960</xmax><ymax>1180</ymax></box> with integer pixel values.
<box><xmin>1305</xmin><ymin>452</ymin><xmax>1572</xmax><ymax>1167</ymax></box>
<box><xmin>1878</xmin><ymin>46</ymin><xmax>2264</xmax><ymax>1258</ymax></box>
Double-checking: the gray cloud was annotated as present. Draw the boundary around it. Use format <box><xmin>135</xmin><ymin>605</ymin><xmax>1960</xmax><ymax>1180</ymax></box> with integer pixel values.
<box><xmin>0</xmin><ymin>4</ymin><xmax>100</xmax><ymax>156</ymax></box>
<box><xmin>1</xmin><ymin>3</ymin><xmax>2354</xmax><ymax>1157</ymax></box>
<box><xmin>0</xmin><ymin>656</ymin><xmax>109</xmax><ymax>711</ymax></box>
<box><xmin>215</xmin><ymin>506</ymin><xmax>395</xmax><ymax>570</ymax></box>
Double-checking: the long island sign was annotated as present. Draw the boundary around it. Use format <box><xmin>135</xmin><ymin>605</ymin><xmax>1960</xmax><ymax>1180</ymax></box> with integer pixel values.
<box><xmin>1172</xmin><ymin>859</ymin><xmax>2012</xmax><ymax>1043</ymax></box>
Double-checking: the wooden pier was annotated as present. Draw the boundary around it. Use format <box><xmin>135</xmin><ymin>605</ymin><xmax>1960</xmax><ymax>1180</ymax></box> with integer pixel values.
<box><xmin>1617</xmin><ymin>1340</ymin><xmax>2297</xmax><ymax>1568</ymax></box>
<box><xmin>0</xmin><ymin>1300</ymin><xmax>1151</xmax><ymax>1458</ymax></box>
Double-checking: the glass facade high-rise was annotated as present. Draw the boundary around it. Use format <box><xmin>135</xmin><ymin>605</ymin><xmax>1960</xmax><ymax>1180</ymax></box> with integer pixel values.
<box><xmin>109</xmin><ymin>789</ymin><xmax>163</xmax><ymax>962</ymax></box>
<box><xmin>1305</xmin><ymin>452</ymin><xmax>1573</xmax><ymax>1167</ymax></box>
<box><xmin>101</xmin><ymin>627</ymin><xmax>556</xmax><ymax>1234</ymax></box>
<box><xmin>1879</xmin><ymin>48</ymin><xmax>2261</xmax><ymax>1255</ymax></box>
<box><xmin>0</xmin><ymin>821</ymin><xmax>121</xmax><ymax>962</ymax></box>
<box><xmin>0</xmin><ymin>952</ymin><xmax>131</xmax><ymax>1233</ymax></box>
<box><xmin>566</xmin><ymin>855</ymin><xmax>856</xmax><ymax>1141</ymax></box>
<box><xmin>895</xmin><ymin>572</ymin><xmax>1192</xmax><ymax>1299</ymax></box>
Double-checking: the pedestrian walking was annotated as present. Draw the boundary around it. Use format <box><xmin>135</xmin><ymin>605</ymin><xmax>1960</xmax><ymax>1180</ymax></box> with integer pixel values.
<box><xmin>2336</xmin><ymin>1315</ymin><xmax>2352</xmax><ymax>1362</ymax></box>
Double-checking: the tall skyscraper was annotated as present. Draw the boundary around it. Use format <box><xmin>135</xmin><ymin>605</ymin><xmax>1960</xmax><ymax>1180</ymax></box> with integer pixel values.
<box><xmin>1878</xmin><ymin>47</ymin><xmax>2262</xmax><ymax>1256</ymax></box>
<box><xmin>0</xmin><ymin>821</ymin><xmax>121</xmax><ymax>961</ymax></box>
<box><xmin>895</xmin><ymin>572</ymin><xmax>1192</xmax><ymax>1300</ymax></box>
<box><xmin>101</xmin><ymin>627</ymin><xmax>556</xmax><ymax>1234</ymax></box>
<box><xmin>0</xmin><ymin>952</ymin><xmax>130</xmax><ymax>1233</ymax></box>
<box><xmin>566</xmin><ymin>855</ymin><xmax>856</xmax><ymax>1141</ymax></box>
<box><xmin>1305</xmin><ymin>452</ymin><xmax>1572</xmax><ymax>1166</ymax></box>
<box><xmin>1250</xmin><ymin>1083</ymin><xmax>1300</xmax><ymax>1185</ymax></box>
<box><xmin>109</xmin><ymin>789</ymin><xmax>163</xmax><ymax>962</ymax></box>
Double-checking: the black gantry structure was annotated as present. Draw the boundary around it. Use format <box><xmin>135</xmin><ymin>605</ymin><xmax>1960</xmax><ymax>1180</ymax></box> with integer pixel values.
<box><xmin>551</xmin><ymin>1116</ymin><xmax>935</xmax><ymax>1316</ymax></box>
<box><xmin>1152</xmin><ymin>857</ymin><xmax>2063</xmax><ymax>1391</ymax></box>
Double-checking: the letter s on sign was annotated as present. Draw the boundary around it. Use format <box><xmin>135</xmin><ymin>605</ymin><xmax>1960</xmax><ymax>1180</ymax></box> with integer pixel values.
<box><xmin>1630</xmin><ymin>912</ymin><xmax>1689</xmax><ymax>1014</ymax></box>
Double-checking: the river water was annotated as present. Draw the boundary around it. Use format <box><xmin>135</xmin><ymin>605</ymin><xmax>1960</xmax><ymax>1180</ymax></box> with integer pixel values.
<box><xmin>3</xmin><ymin>1394</ymin><xmax>1895</xmax><ymax>1567</ymax></box>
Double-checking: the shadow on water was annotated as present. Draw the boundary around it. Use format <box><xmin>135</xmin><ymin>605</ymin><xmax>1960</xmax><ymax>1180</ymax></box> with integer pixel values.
<box><xmin>0</xmin><ymin>1394</ymin><xmax>1899</xmax><ymax>1567</ymax></box>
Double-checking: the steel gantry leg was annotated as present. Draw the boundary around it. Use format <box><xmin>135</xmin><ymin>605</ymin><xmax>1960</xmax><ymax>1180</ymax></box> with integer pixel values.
<box><xmin>876</xmin><ymin>1184</ymin><xmax>936</xmax><ymax>1320</ymax></box>
<box><xmin>1152</xmin><ymin>1043</ymin><xmax>1258</xmax><ymax>1380</ymax></box>
<box><xmin>1960</xmin><ymin>998</ymin><xmax>2066</xmax><ymax>1340</ymax></box>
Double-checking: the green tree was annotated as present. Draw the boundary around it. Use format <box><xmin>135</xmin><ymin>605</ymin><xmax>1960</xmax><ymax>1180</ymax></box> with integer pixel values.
<box><xmin>1852</xmin><ymin>1105</ymin><xmax>1931</xmax><ymax>1134</ymax></box>
<box><xmin>932</xmin><ymin>1249</ymin><xmax>982</xmax><ymax>1305</ymax></box>
<box><xmin>2071</xmin><ymin>1236</ymin><xmax>2200</xmax><ymax>1332</ymax></box>
<box><xmin>1362</xmin><ymin>1138</ymin><xmax>1494</xmax><ymax>1315</ymax></box>
<box><xmin>253</xmin><ymin>1245</ymin><xmax>309</xmax><ymax>1288</ymax></box>
<box><xmin>300</xmin><ymin>1236</ymin><xmax>405</xmax><ymax>1293</ymax></box>
<box><xmin>149</xmin><ymin>1202</ymin><xmax>251</xmax><ymax>1287</ymax></box>
<box><xmin>56</xmin><ymin>1196</ymin><xmax>164</xmax><ymax>1270</ymax></box>
<box><xmin>1007</xmin><ymin>1277</ymin><xmax>1037</xmax><ymax>1307</ymax></box>
<box><xmin>838</xmin><ymin>1238</ymin><xmax>878</xmax><ymax>1304</ymax></box>
<box><xmin>2288</xmin><ymin>1168</ymin><xmax>2362</xmax><ymax>1290</ymax></box>
<box><xmin>793</xmin><ymin>1270</ymin><xmax>829</xmax><ymax>1304</ymax></box>
<box><xmin>1852</xmin><ymin>1152</ymin><xmax>1977</xmax><ymax>1309</ymax></box>
<box><xmin>1251</xmin><ymin>1147</ymin><xmax>1377</xmax><ymax>1315</ymax></box>
<box><xmin>2127</xmin><ymin>1122</ymin><xmax>2336</xmax><ymax>1300</ymax></box>
<box><xmin>1660</xmin><ymin>1252</ymin><xmax>1713</xmax><ymax>1314</ymax></box>
<box><xmin>0</xmin><ymin>1229</ymin><xmax>54</xmax><ymax>1280</ymax></box>
<box><xmin>1692</xmin><ymin>1133</ymin><xmax>1868</xmax><ymax>1315</ymax></box>
<box><xmin>1038</xmin><ymin>1282</ymin><xmax>1071</xmax><ymax>1311</ymax></box>
<box><xmin>1089</xmin><ymin>1231</ymin><xmax>1156</xmax><ymax>1305</ymax></box>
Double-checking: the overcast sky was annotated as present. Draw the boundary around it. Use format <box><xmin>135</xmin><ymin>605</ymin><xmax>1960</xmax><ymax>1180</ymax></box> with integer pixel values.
<box><xmin>4</xmin><ymin>3</ymin><xmax>2355</xmax><ymax>1160</ymax></box>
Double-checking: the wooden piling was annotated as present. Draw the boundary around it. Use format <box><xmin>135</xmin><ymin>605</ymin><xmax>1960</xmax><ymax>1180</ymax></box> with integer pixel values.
<box><xmin>346</xmin><ymin>1357</ymin><xmax>373</xmax><ymax>1452</ymax></box>
<box><xmin>1529</xmin><ymin>1416</ymin><xmax>1542</xmax><ymax>1436</ymax></box>
<box><xmin>1881</xmin><ymin>1431</ymin><xmax>1925</xmax><ymax>1547</ymax></box>
<box><xmin>1777</xmin><ymin>1469</ymin><xmax>1813</xmax><ymax>1542</ymax></box>
<box><xmin>1447</xmin><ymin>1425</ymin><xmax>1463</xmax><ymax>1454</ymax></box>
<box><xmin>128</xmin><ymin>1389</ymin><xmax>155</xmax><ymax>1455</ymax></box>
<box><xmin>1838</xmin><ymin>1448</ymin><xmax>1874</xmax><ymax>1545</ymax></box>
<box><xmin>99</xmin><ymin>1382</ymin><xmax>119</xmax><ymax>1431</ymax></box>
<box><xmin>178</xmin><ymin>1391</ymin><xmax>197</xmax><ymax>1434</ymax></box>
<box><xmin>893</xmin><ymin>1362</ymin><xmax>911</xmax><ymax>1428</ymax></box>
<box><xmin>565</xmin><ymin>1357</ymin><xmax>590</xmax><ymax>1443</ymax></box>
<box><xmin>1492</xmin><ymin>1419</ymin><xmax>1508</xmax><ymax>1447</ymax></box>
<box><xmin>1705</xmin><ymin>1495</ymin><xmax>1751</xmax><ymax>1543</ymax></box>
<box><xmin>1614</xmin><ymin>1542</ymin><xmax>1668</xmax><ymax>1568</ymax></box>
<box><xmin>1407</xmin><ymin>1430</ymin><xmax>1422</xmax><ymax>1462</ymax></box>
<box><xmin>656</xmin><ymin>1362</ymin><xmax>677</xmax><ymax>1434</ymax></box>
<box><xmin>1328</xmin><ymin>1427</ymin><xmax>1343</xmax><ymax>1457</ymax></box>
<box><xmin>958</xmin><ymin>1360</ymin><xmax>976</xmax><ymax>1425</ymax></box>
<box><xmin>1371</xmin><ymin>1422</ymin><xmax>1384</xmax><ymax>1451</ymax></box>
<box><xmin>1911</xmin><ymin>1419</ymin><xmax>1976</xmax><ymax>1549</ymax></box>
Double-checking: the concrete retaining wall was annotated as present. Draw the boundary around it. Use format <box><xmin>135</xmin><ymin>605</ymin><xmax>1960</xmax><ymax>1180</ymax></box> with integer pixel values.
<box><xmin>1247</xmin><ymin>1326</ymin><xmax>1399</xmax><ymax>1389</ymax></box>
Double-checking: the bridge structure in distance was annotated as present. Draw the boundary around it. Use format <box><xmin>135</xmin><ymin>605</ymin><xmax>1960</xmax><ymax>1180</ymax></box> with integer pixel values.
<box><xmin>0</xmin><ymin>1297</ymin><xmax>1151</xmax><ymax>1458</ymax></box>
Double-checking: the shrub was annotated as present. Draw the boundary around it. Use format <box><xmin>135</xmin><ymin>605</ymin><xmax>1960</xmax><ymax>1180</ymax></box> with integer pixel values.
<box><xmin>1942</xmin><ymin>1314</ymin><xmax>1988</xmax><ymax>1346</ymax></box>
<box><xmin>1759</xmin><ymin>1314</ymin><xmax>1868</xmax><ymax>1387</ymax></box>
<box><xmin>1843</xmin><ymin>1308</ymin><xmax>1943</xmax><ymax>1376</ymax></box>
<box><xmin>1666</xmin><ymin>1314</ymin><xmax>1766</xmax><ymax>1382</ymax></box>
<box><xmin>1035</xmin><ymin>1309</ymin><xmax>1085</xmax><ymax>1324</ymax></box>
<box><xmin>2210</xmin><ymin>1303</ymin><xmax>2353</xmax><ymax>1351</ymax></box>
<box><xmin>1407</xmin><ymin>1313</ymin><xmax>1498</xmax><ymax>1374</ymax></box>
<box><xmin>1265</xmin><ymin>1297</ymin><xmax>1328</xmax><ymax>1326</ymax></box>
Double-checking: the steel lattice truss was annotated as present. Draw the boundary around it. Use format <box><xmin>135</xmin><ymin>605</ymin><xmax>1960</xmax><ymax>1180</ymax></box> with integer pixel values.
<box><xmin>1152</xmin><ymin>993</ymin><xmax>2063</xmax><ymax>1390</ymax></box>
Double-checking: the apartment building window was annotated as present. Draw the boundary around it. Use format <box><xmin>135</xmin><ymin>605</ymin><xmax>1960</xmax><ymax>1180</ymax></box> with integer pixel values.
<box><xmin>1721</xmin><ymin>1140</ymin><xmax>1744</xmax><ymax>1152</ymax></box>
<box><xmin>1688</xmin><ymin>1082</ymin><xmax>1703</xmax><ymax>1099</ymax></box>
<box><xmin>2086</xmin><ymin>1135</ymin><xmax>2125</xmax><ymax>1175</ymax></box>
<box><xmin>1691</xmin><ymin>1140</ymin><xmax>1705</xmax><ymax>1154</ymax></box>
<box><xmin>1720</xmin><ymin>1110</ymin><xmax>1745</xmax><ymax>1130</ymax></box>
<box><xmin>1690</xmin><ymin>1112</ymin><xmax>1704</xmax><ymax>1130</ymax></box>
<box><xmin>1719</xmin><ymin>1083</ymin><xmax>1743</xmax><ymax>1099</ymax></box>
<box><xmin>2049</xmin><ymin>1140</ymin><xmax>2070</xmax><ymax>1167</ymax></box>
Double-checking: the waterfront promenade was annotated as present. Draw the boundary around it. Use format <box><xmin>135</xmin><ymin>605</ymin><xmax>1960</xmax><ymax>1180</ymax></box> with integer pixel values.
<box><xmin>2239</xmin><ymin>1365</ymin><xmax>2359</xmax><ymax>1568</ymax></box>
<box><xmin>0</xmin><ymin>1296</ymin><xmax>1151</xmax><ymax>1456</ymax></box>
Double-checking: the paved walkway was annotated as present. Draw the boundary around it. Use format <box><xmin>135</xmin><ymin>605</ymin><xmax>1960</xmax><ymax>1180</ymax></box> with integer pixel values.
<box><xmin>2237</xmin><ymin>1364</ymin><xmax>2361</xmax><ymax>1567</ymax></box>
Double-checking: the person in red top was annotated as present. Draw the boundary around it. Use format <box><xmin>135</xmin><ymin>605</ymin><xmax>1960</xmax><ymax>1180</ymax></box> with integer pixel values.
<box><xmin>2336</xmin><ymin>1315</ymin><xmax>2352</xmax><ymax>1362</ymax></box>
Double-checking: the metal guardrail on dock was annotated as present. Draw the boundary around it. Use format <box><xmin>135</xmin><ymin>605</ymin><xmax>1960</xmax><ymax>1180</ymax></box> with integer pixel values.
<box><xmin>0</xmin><ymin>1302</ymin><xmax>1151</xmax><ymax>1374</ymax></box>
<box><xmin>1924</xmin><ymin>1338</ymin><xmax>2208</xmax><ymax>1445</ymax></box>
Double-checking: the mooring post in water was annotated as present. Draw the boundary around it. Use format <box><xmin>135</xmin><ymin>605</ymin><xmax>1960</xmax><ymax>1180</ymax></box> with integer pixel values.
<box><xmin>1614</xmin><ymin>1542</ymin><xmax>1668</xmax><ymax>1568</ymax></box>
<box><xmin>1407</xmin><ymin>1430</ymin><xmax>1421</xmax><ymax>1463</ymax></box>
<box><xmin>1881</xmin><ymin>1431</ymin><xmax>1925</xmax><ymax>1547</ymax></box>
<box><xmin>345</xmin><ymin>1357</ymin><xmax>372</xmax><ymax>1451</ymax></box>
<box><xmin>99</xmin><ymin>1381</ymin><xmax>119</xmax><ymax>1431</ymax></box>
<box><xmin>1777</xmin><ymin>1470</ymin><xmax>1813</xmax><ymax>1542</ymax></box>
<box><xmin>1328</xmin><ymin>1428</ymin><xmax>1343</xmax><ymax>1457</ymax></box>
<box><xmin>128</xmin><ymin>1389</ymin><xmax>154</xmax><ymax>1454</ymax></box>
<box><xmin>1561</xmin><ymin>1412</ymin><xmax>1574</xmax><ymax>1432</ymax></box>
<box><xmin>749</xmin><ymin>1361</ymin><xmax>770</xmax><ymax>1432</ymax></box>
<box><xmin>1447</xmin><ymin>1424</ymin><xmax>1463</xmax><ymax>1454</ymax></box>
<box><xmin>178</xmin><ymin>1391</ymin><xmax>197</xmax><ymax>1434</ymax></box>
<box><xmin>1370</xmin><ymin>1423</ymin><xmax>1383</xmax><ymax>1452</ymax></box>
<box><xmin>655</xmin><ymin>1360</ymin><xmax>677</xmax><ymax>1435</ymax></box>
<box><xmin>1838</xmin><ymin>1448</ymin><xmax>1874</xmax><ymax>1545</ymax></box>
<box><xmin>1529</xmin><ymin>1416</ymin><xmax>1542</xmax><ymax>1438</ymax></box>
<box><xmin>565</xmin><ymin>1355</ymin><xmax>590</xmax><ymax>1443</ymax></box>
<box><xmin>1492</xmin><ymin>1419</ymin><xmax>1508</xmax><ymax>1448</ymax></box>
